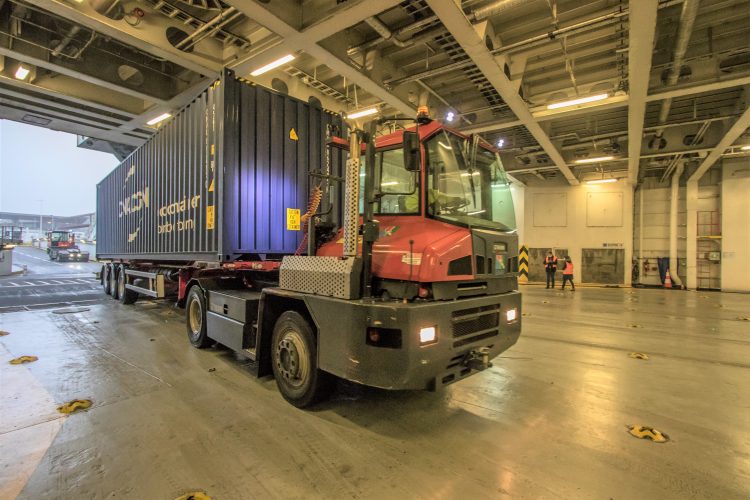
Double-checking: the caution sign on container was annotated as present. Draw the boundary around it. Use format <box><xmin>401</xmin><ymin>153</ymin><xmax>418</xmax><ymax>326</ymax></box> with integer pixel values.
<box><xmin>286</xmin><ymin>208</ymin><xmax>301</xmax><ymax>231</ymax></box>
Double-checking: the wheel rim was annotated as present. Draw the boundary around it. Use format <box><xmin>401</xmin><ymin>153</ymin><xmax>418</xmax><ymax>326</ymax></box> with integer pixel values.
<box><xmin>188</xmin><ymin>297</ymin><xmax>202</xmax><ymax>338</ymax></box>
<box><xmin>274</xmin><ymin>328</ymin><xmax>310</xmax><ymax>389</ymax></box>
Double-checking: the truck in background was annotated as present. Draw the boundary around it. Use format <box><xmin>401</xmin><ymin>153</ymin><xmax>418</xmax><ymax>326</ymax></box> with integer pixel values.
<box><xmin>97</xmin><ymin>70</ymin><xmax>521</xmax><ymax>407</ymax></box>
<box><xmin>47</xmin><ymin>230</ymin><xmax>90</xmax><ymax>262</ymax></box>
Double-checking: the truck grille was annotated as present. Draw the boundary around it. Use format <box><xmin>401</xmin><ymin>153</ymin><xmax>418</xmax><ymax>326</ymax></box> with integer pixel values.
<box><xmin>451</xmin><ymin>304</ymin><xmax>500</xmax><ymax>347</ymax></box>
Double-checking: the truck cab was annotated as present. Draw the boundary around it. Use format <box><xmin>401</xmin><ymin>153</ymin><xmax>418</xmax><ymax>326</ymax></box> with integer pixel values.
<box><xmin>47</xmin><ymin>231</ymin><xmax>90</xmax><ymax>262</ymax></box>
<box><xmin>318</xmin><ymin>120</ymin><xmax>518</xmax><ymax>298</ymax></box>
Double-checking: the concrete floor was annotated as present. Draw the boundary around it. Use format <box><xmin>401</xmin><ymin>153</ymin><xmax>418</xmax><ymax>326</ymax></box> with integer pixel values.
<box><xmin>1</xmin><ymin>286</ymin><xmax>749</xmax><ymax>499</ymax></box>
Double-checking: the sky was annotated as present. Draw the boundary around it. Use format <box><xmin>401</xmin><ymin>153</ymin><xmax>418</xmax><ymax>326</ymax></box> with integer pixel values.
<box><xmin>0</xmin><ymin>120</ymin><xmax>120</xmax><ymax>216</ymax></box>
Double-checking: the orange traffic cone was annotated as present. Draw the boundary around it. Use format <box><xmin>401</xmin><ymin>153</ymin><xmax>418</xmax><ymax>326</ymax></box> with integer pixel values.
<box><xmin>664</xmin><ymin>269</ymin><xmax>672</xmax><ymax>289</ymax></box>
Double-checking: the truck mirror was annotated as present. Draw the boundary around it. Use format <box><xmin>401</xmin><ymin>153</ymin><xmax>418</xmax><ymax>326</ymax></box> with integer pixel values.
<box><xmin>402</xmin><ymin>131</ymin><xmax>421</xmax><ymax>172</ymax></box>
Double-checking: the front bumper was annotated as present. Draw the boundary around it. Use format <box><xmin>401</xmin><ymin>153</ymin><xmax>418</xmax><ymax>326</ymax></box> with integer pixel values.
<box><xmin>301</xmin><ymin>291</ymin><xmax>522</xmax><ymax>390</ymax></box>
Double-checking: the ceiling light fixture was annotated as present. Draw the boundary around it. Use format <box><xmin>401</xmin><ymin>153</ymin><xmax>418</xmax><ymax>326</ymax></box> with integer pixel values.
<box><xmin>250</xmin><ymin>54</ymin><xmax>296</xmax><ymax>77</ymax></box>
<box><xmin>547</xmin><ymin>93</ymin><xmax>609</xmax><ymax>110</ymax></box>
<box><xmin>496</xmin><ymin>139</ymin><xmax>504</xmax><ymax>148</ymax></box>
<box><xmin>146</xmin><ymin>113</ymin><xmax>172</xmax><ymax>126</ymax></box>
<box><xmin>347</xmin><ymin>107</ymin><xmax>379</xmax><ymax>120</ymax></box>
<box><xmin>586</xmin><ymin>178</ymin><xmax>618</xmax><ymax>184</ymax></box>
<box><xmin>575</xmin><ymin>156</ymin><xmax>615</xmax><ymax>164</ymax></box>
<box><xmin>14</xmin><ymin>65</ymin><xmax>30</xmax><ymax>80</ymax></box>
<box><xmin>445</xmin><ymin>111</ymin><xmax>455</xmax><ymax>122</ymax></box>
<box><xmin>741</xmin><ymin>145</ymin><xmax>750</xmax><ymax>151</ymax></box>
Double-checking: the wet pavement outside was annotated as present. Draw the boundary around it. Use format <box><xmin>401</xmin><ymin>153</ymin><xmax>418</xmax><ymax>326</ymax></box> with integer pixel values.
<box><xmin>0</xmin><ymin>247</ymin><xmax>102</xmax><ymax>312</ymax></box>
<box><xmin>0</xmin><ymin>278</ymin><xmax>749</xmax><ymax>498</ymax></box>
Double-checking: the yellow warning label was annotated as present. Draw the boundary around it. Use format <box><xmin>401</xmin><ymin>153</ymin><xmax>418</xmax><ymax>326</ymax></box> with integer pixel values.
<box><xmin>289</xmin><ymin>128</ymin><xmax>299</xmax><ymax>141</ymax></box>
<box><xmin>206</xmin><ymin>205</ymin><xmax>215</xmax><ymax>230</ymax></box>
<box><xmin>208</xmin><ymin>179</ymin><xmax>215</xmax><ymax>192</ymax></box>
<box><xmin>286</xmin><ymin>208</ymin><xmax>300</xmax><ymax>231</ymax></box>
<box><xmin>211</xmin><ymin>144</ymin><xmax>215</xmax><ymax>156</ymax></box>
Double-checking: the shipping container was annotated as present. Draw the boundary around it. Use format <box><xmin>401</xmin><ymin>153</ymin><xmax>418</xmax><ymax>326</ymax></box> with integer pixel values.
<box><xmin>96</xmin><ymin>70</ymin><xmax>347</xmax><ymax>262</ymax></box>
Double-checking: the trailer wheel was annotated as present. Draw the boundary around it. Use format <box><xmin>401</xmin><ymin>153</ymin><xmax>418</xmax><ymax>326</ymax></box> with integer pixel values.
<box><xmin>110</xmin><ymin>265</ymin><xmax>120</xmax><ymax>300</ymax></box>
<box><xmin>271</xmin><ymin>311</ymin><xmax>331</xmax><ymax>408</ymax></box>
<box><xmin>186</xmin><ymin>286</ymin><xmax>211</xmax><ymax>348</ymax></box>
<box><xmin>117</xmin><ymin>266</ymin><xmax>138</xmax><ymax>305</ymax></box>
<box><xmin>103</xmin><ymin>265</ymin><xmax>112</xmax><ymax>296</ymax></box>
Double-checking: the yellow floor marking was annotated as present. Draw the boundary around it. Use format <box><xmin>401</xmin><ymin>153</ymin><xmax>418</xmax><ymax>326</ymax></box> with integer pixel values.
<box><xmin>9</xmin><ymin>355</ymin><xmax>38</xmax><ymax>364</ymax></box>
<box><xmin>0</xmin><ymin>345</ymin><xmax>64</xmax><ymax>499</ymax></box>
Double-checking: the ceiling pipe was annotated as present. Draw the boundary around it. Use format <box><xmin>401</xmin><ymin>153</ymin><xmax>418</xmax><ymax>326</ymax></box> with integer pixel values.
<box><xmin>174</xmin><ymin>6</ymin><xmax>237</xmax><ymax>50</ymax></box>
<box><xmin>51</xmin><ymin>26</ymin><xmax>81</xmax><ymax>58</ymax></box>
<box><xmin>654</xmin><ymin>0</ymin><xmax>701</xmax><ymax>138</ymax></box>
<box><xmin>182</xmin><ymin>11</ymin><xmax>243</xmax><ymax>51</ymax></box>
<box><xmin>469</xmin><ymin>0</ymin><xmax>529</xmax><ymax>21</ymax></box>
<box><xmin>364</xmin><ymin>16</ymin><xmax>409</xmax><ymax>48</ymax></box>
<box><xmin>351</xmin><ymin>0</ymin><xmax>527</xmax><ymax>57</ymax></box>
<box><xmin>384</xmin><ymin>0</ymin><xmax>684</xmax><ymax>87</ymax></box>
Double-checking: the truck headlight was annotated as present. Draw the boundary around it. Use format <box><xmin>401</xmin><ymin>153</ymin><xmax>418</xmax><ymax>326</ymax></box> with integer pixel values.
<box><xmin>506</xmin><ymin>308</ymin><xmax>517</xmax><ymax>322</ymax></box>
<box><xmin>419</xmin><ymin>326</ymin><xmax>437</xmax><ymax>345</ymax></box>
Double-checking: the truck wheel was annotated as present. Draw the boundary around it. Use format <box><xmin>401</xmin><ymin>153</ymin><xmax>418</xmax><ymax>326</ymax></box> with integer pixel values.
<box><xmin>110</xmin><ymin>266</ymin><xmax>120</xmax><ymax>300</ymax></box>
<box><xmin>186</xmin><ymin>286</ymin><xmax>211</xmax><ymax>348</ymax></box>
<box><xmin>103</xmin><ymin>265</ymin><xmax>112</xmax><ymax>295</ymax></box>
<box><xmin>271</xmin><ymin>311</ymin><xmax>331</xmax><ymax>408</ymax></box>
<box><xmin>117</xmin><ymin>266</ymin><xmax>137</xmax><ymax>305</ymax></box>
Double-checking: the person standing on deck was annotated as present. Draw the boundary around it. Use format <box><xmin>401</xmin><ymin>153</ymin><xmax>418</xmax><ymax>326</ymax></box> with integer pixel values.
<box><xmin>544</xmin><ymin>251</ymin><xmax>558</xmax><ymax>289</ymax></box>
<box><xmin>561</xmin><ymin>256</ymin><xmax>575</xmax><ymax>291</ymax></box>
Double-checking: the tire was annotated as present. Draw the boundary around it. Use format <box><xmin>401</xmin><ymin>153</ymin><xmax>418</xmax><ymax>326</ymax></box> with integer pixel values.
<box><xmin>49</xmin><ymin>250</ymin><xmax>55</xmax><ymax>261</ymax></box>
<box><xmin>186</xmin><ymin>286</ymin><xmax>211</xmax><ymax>348</ymax></box>
<box><xmin>117</xmin><ymin>266</ymin><xmax>138</xmax><ymax>305</ymax></box>
<box><xmin>110</xmin><ymin>265</ymin><xmax>120</xmax><ymax>300</ymax></box>
<box><xmin>271</xmin><ymin>311</ymin><xmax>332</xmax><ymax>408</ymax></box>
<box><xmin>103</xmin><ymin>265</ymin><xmax>112</xmax><ymax>296</ymax></box>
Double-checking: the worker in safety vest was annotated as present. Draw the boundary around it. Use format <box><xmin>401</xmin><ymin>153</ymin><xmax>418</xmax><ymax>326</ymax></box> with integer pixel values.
<box><xmin>561</xmin><ymin>256</ymin><xmax>575</xmax><ymax>291</ymax></box>
<box><xmin>544</xmin><ymin>251</ymin><xmax>558</xmax><ymax>289</ymax></box>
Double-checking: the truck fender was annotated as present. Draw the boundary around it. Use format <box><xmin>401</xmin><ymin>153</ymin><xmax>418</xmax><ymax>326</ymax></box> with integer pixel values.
<box><xmin>256</xmin><ymin>291</ymin><xmax>318</xmax><ymax>378</ymax></box>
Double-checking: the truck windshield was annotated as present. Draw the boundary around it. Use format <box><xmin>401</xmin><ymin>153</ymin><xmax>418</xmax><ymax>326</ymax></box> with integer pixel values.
<box><xmin>425</xmin><ymin>130</ymin><xmax>516</xmax><ymax>231</ymax></box>
<box><xmin>50</xmin><ymin>232</ymin><xmax>68</xmax><ymax>242</ymax></box>
<box><xmin>359</xmin><ymin>149</ymin><xmax>419</xmax><ymax>215</ymax></box>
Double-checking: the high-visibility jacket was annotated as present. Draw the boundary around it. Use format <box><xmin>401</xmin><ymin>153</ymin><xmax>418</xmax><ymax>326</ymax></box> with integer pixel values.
<box><xmin>563</xmin><ymin>261</ymin><xmax>574</xmax><ymax>275</ymax></box>
<box><xmin>545</xmin><ymin>256</ymin><xmax>558</xmax><ymax>271</ymax></box>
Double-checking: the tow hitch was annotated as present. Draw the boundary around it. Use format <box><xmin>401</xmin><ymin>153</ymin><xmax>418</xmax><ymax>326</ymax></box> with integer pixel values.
<box><xmin>463</xmin><ymin>347</ymin><xmax>492</xmax><ymax>371</ymax></box>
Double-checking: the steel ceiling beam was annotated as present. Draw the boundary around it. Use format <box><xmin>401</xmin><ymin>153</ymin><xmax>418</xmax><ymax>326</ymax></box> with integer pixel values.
<box><xmin>0</xmin><ymin>75</ymin><xmax>138</xmax><ymax>119</ymax></box>
<box><xmin>118</xmin><ymin>77</ymin><xmax>215</xmax><ymax>132</ymax></box>
<box><xmin>688</xmin><ymin>104</ymin><xmax>750</xmax><ymax>182</ymax></box>
<box><xmin>24</xmin><ymin>0</ymin><xmax>219</xmax><ymax>76</ymax></box>
<box><xmin>425</xmin><ymin>0</ymin><xmax>578</xmax><ymax>184</ymax></box>
<box><xmin>225</xmin><ymin>0</ymin><xmax>415</xmax><ymax>116</ymax></box>
<box><xmin>229</xmin><ymin>0</ymin><xmax>404</xmax><ymax>76</ymax></box>
<box><xmin>0</xmin><ymin>47</ymin><xmax>168</xmax><ymax>107</ymax></box>
<box><xmin>627</xmin><ymin>0</ymin><xmax>659</xmax><ymax>184</ymax></box>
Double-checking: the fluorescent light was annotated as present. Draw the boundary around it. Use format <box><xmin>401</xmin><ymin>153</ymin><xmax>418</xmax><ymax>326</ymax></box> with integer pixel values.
<box><xmin>15</xmin><ymin>65</ymin><xmax>30</xmax><ymax>80</ymax></box>
<box><xmin>347</xmin><ymin>107</ymin><xmax>378</xmax><ymax>120</ymax></box>
<box><xmin>468</xmin><ymin>209</ymin><xmax>486</xmax><ymax>215</ymax></box>
<box><xmin>146</xmin><ymin>113</ymin><xmax>172</xmax><ymax>126</ymax></box>
<box><xmin>460</xmin><ymin>171</ymin><xmax>480</xmax><ymax>177</ymax></box>
<box><xmin>547</xmin><ymin>93</ymin><xmax>609</xmax><ymax>110</ymax></box>
<box><xmin>380</xmin><ymin>181</ymin><xmax>399</xmax><ymax>186</ymax></box>
<box><xmin>445</xmin><ymin>111</ymin><xmax>455</xmax><ymax>122</ymax></box>
<box><xmin>438</xmin><ymin>141</ymin><xmax>452</xmax><ymax>150</ymax></box>
<box><xmin>586</xmin><ymin>178</ymin><xmax>618</xmax><ymax>184</ymax></box>
<box><xmin>575</xmin><ymin>156</ymin><xmax>615</xmax><ymax>164</ymax></box>
<box><xmin>741</xmin><ymin>145</ymin><xmax>750</xmax><ymax>151</ymax></box>
<box><xmin>250</xmin><ymin>54</ymin><xmax>295</xmax><ymax>76</ymax></box>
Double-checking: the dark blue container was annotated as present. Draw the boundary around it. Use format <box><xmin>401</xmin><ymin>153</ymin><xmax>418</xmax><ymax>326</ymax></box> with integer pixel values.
<box><xmin>96</xmin><ymin>70</ymin><xmax>346</xmax><ymax>262</ymax></box>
